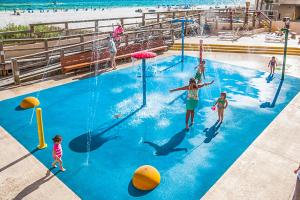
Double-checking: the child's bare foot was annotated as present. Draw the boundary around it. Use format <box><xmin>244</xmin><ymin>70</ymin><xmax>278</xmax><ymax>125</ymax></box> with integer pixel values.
<box><xmin>51</xmin><ymin>162</ymin><xmax>57</xmax><ymax>168</ymax></box>
<box><xmin>185</xmin><ymin>124</ymin><xmax>189</xmax><ymax>130</ymax></box>
<box><xmin>60</xmin><ymin>168</ymin><xmax>66</xmax><ymax>172</ymax></box>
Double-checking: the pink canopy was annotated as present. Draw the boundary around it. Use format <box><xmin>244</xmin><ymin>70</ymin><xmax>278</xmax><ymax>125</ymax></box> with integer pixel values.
<box><xmin>131</xmin><ymin>51</ymin><xmax>157</xmax><ymax>59</ymax></box>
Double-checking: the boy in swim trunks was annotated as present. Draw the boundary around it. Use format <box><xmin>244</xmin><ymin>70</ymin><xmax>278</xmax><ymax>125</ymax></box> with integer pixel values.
<box><xmin>194</xmin><ymin>60</ymin><xmax>206</xmax><ymax>84</ymax></box>
<box><xmin>268</xmin><ymin>56</ymin><xmax>277</xmax><ymax>74</ymax></box>
<box><xmin>213</xmin><ymin>92</ymin><xmax>228</xmax><ymax>123</ymax></box>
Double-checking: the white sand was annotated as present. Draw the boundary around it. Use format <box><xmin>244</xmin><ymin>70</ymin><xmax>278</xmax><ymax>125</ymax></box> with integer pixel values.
<box><xmin>0</xmin><ymin>2</ymin><xmax>249</xmax><ymax>29</ymax></box>
<box><xmin>0</xmin><ymin>7</ymin><xmax>168</xmax><ymax>28</ymax></box>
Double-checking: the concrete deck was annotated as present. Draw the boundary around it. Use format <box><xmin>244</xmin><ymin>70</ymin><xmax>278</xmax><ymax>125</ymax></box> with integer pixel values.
<box><xmin>0</xmin><ymin>127</ymin><xmax>80</xmax><ymax>200</ymax></box>
<box><xmin>177</xmin><ymin>33</ymin><xmax>300</xmax><ymax>48</ymax></box>
<box><xmin>202</xmin><ymin>93</ymin><xmax>300</xmax><ymax>200</ymax></box>
<box><xmin>0</xmin><ymin>51</ymin><xmax>299</xmax><ymax>199</ymax></box>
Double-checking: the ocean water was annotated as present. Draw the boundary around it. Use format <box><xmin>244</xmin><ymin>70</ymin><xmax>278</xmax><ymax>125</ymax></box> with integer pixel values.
<box><xmin>0</xmin><ymin>0</ymin><xmax>246</xmax><ymax>11</ymax></box>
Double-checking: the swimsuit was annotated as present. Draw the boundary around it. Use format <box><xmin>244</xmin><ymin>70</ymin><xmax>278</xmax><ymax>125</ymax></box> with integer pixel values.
<box><xmin>270</xmin><ymin>60</ymin><xmax>276</xmax><ymax>67</ymax></box>
<box><xmin>186</xmin><ymin>86</ymin><xmax>199</xmax><ymax>110</ymax></box>
<box><xmin>53</xmin><ymin>143</ymin><xmax>62</xmax><ymax>159</ymax></box>
<box><xmin>108</xmin><ymin>40</ymin><xmax>117</xmax><ymax>54</ymax></box>
<box><xmin>217</xmin><ymin>98</ymin><xmax>226</xmax><ymax>109</ymax></box>
<box><xmin>194</xmin><ymin>71</ymin><xmax>202</xmax><ymax>81</ymax></box>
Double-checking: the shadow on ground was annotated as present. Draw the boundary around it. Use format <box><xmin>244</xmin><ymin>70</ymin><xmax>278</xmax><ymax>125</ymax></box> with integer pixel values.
<box><xmin>144</xmin><ymin>129</ymin><xmax>187</xmax><ymax>156</ymax></box>
<box><xmin>13</xmin><ymin>168</ymin><xmax>60</xmax><ymax>200</ymax></box>
<box><xmin>127</xmin><ymin>180</ymin><xmax>154</xmax><ymax>197</ymax></box>
<box><xmin>69</xmin><ymin>106</ymin><xmax>143</xmax><ymax>152</ymax></box>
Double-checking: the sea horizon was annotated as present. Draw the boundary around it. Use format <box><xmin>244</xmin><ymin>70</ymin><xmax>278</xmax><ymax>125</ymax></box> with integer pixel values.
<box><xmin>0</xmin><ymin>0</ymin><xmax>247</xmax><ymax>11</ymax></box>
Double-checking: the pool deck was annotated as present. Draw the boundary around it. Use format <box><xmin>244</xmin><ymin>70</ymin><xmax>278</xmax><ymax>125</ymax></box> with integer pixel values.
<box><xmin>0</xmin><ymin>51</ymin><xmax>300</xmax><ymax>199</ymax></box>
<box><xmin>177</xmin><ymin>33</ymin><xmax>300</xmax><ymax>48</ymax></box>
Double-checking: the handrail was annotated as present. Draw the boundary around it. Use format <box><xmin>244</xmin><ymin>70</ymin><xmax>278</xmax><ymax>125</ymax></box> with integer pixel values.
<box><xmin>12</xmin><ymin>29</ymin><xmax>171</xmax><ymax>60</ymax></box>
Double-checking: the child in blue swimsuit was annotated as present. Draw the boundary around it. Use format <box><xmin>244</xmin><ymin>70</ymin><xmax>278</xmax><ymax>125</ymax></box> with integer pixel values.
<box><xmin>170</xmin><ymin>78</ymin><xmax>214</xmax><ymax>130</ymax></box>
<box><xmin>213</xmin><ymin>92</ymin><xmax>228</xmax><ymax>123</ymax></box>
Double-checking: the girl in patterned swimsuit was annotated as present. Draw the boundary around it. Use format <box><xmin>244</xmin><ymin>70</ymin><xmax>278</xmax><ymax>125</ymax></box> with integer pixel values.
<box><xmin>213</xmin><ymin>92</ymin><xmax>228</xmax><ymax>123</ymax></box>
<box><xmin>52</xmin><ymin>135</ymin><xmax>66</xmax><ymax>171</ymax></box>
<box><xmin>170</xmin><ymin>78</ymin><xmax>214</xmax><ymax>130</ymax></box>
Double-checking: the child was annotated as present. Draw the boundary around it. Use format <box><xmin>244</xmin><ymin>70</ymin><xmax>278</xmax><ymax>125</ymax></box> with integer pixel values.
<box><xmin>213</xmin><ymin>92</ymin><xmax>228</xmax><ymax>123</ymax></box>
<box><xmin>52</xmin><ymin>135</ymin><xmax>66</xmax><ymax>171</ymax></box>
<box><xmin>268</xmin><ymin>56</ymin><xmax>277</xmax><ymax>74</ymax></box>
<box><xmin>194</xmin><ymin>60</ymin><xmax>206</xmax><ymax>84</ymax></box>
<box><xmin>170</xmin><ymin>78</ymin><xmax>214</xmax><ymax>130</ymax></box>
<box><xmin>108</xmin><ymin>35</ymin><xmax>117</xmax><ymax>70</ymax></box>
<box><xmin>113</xmin><ymin>24</ymin><xmax>124</xmax><ymax>46</ymax></box>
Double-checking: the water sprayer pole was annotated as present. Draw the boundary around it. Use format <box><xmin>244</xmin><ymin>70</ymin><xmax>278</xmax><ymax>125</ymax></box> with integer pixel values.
<box><xmin>281</xmin><ymin>28</ymin><xmax>289</xmax><ymax>80</ymax></box>
<box><xmin>142</xmin><ymin>59</ymin><xmax>146</xmax><ymax>106</ymax></box>
<box><xmin>36</xmin><ymin>108</ymin><xmax>47</xmax><ymax>149</ymax></box>
<box><xmin>181</xmin><ymin>18</ymin><xmax>185</xmax><ymax>62</ymax></box>
<box><xmin>200</xmin><ymin>40</ymin><xmax>203</xmax><ymax>64</ymax></box>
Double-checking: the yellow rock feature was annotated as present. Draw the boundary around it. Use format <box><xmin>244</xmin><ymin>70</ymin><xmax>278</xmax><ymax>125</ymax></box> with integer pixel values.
<box><xmin>132</xmin><ymin>165</ymin><xmax>160</xmax><ymax>191</ymax></box>
<box><xmin>20</xmin><ymin>97</ymin><xmax>40</xmax><ymax>109</ymax></box>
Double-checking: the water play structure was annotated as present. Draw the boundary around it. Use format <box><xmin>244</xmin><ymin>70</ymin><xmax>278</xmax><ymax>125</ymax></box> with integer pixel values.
<box><xmin>20</xmin><ymin>96</ymin><xmax>40</xmax><ymax>109</ymax></box>
<box><xmin>131</xmin><ymin>51</ymin><xmax>157</xmax><ymax>106</ymax></box>
<box><xmin>132</xmin><ymin>165</ymin><xmax>161</xmax><ymax>191</ymax></box>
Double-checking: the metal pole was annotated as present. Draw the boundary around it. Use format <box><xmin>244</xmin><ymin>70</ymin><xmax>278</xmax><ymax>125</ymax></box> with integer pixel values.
<box><xmin>181</xmin><ymin>20</ymin><xmax>184</xmax><ymax>62</ymax></box>
<box><xmin>142</xmin><ymin>59</ymin><xmax>146</xmax><ymax>106</ymax></box>
<box><xmin>281</xmin><ymin>28</ymin><xmax>289</xmax><ymax>80</ymax></box>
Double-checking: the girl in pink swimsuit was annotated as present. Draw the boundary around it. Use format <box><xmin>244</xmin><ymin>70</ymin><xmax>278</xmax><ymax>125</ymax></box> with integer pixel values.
<box><xmin>52</xmin><ymin>135</ymin><xmax>66</xmax><ymax>171</ymax></box>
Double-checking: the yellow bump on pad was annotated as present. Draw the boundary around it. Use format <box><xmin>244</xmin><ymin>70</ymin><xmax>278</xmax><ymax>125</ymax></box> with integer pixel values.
<box><xmin>20</xmin><ymin>97</ymin><xmax>40</xmax><ymax>109</ymax></box>
<box><xmin>132</xmin><ymin>165</ymin><xmax>161</xmax><ymax>191</ymax></box>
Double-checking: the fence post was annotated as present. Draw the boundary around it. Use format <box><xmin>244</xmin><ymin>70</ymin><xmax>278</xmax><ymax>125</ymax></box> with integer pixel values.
<box><xmin>29</xmin><ymin>24</ymin><xmax>35</xmax><ymax>38</ymax></box>
<box><xmin>60</xmin><ymin>49</ymin><xmax>64</xmax><ymax>61</ymax></box>
<box><xmin>64</xmin><ymin>22</ymin><xmax>69</xmax><ymax>36</ymax></box>
<box><xmin>44</xmin><ymin>39</ymin><xmax>49</xmax><ymax>60</ymax></box>
<box><xmin>229</xmin><ymin>9</ymin><xmax>233</xmax><ymax>30</ymax></box>
<box><xmin>80</xmin><ymin>35</ymin><xmax>84</xmax><ymax>51</ymax></box>
<box><xmin>198</xmin><ymin>13</ymin><xmax>201</xmax><ymax>24</ymax></box>
<box><xmin>11</xmin><ymin>58</ymin><xmax>20</xmax><ymax>85</ymax></box>
<box><xmin>157</xmin><ymin>13</ymin><xmax>160</xmax><ymax>23</ymax></box>
<box><xmin>0</xmin><ymin>42</ymin><xmax>5</xmax><ymax>76</ymax></box>
<box><xmin>252</xmin><ymin>11</ymin><xmax>256</xmax><ymax>28</ymax></box>
<box><xmin>172</xmin><ymin>12</ymin><xmax>176</xmax><ymax>19</ymax></box>
<box><xmin>171</xmin><ymin>29</ymin><xmax>175</xmax><ymax>44</ymax></box>
<box><xmin>120</xmin><ymin>18</ymin><xmax>124</xmax><ymax>27</ymax></box>
<box><xmin>142</xmin><ymin>13</ymin><xmax>146</xmax><ymax>26</ymax></box>
<box><xmin>95</xmin><ymin>20</ymin><xmax>99</xmax><ymax>32</ymax></box>
<box><xmin>125</xmin><ymin>34</ymin><xmax>129</xmax><ymax>46</ymax></box>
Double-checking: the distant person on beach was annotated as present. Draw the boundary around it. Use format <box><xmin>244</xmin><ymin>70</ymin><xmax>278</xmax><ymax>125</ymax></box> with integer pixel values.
<box><xmin>113</xmin><ymin>24</ymin><xmax>124</xmax><ymax>46</ymax></box>
<box><xmin>212</xmin><ymin>92</ymin><xmax>228</xmax><ymax>123</ymax></box>
<box><xmin>268</xmin><ymin>56</ymin><xmax>277</xmax><ymax>74</ymax></box>
<box><xmin>293</xmin><ymin>164</ymin><xmax>300</xmax><ymax>200</ymax></box>
<box><xmin>170</xmin><ymin>78</ymin><xmax>214</xmax><ymax>130</ymax></box>
<box><xmin>108</xmin><ymin>35</ymin><xmax>117</xmax><ymax>69</ymax></box>
<box><xmin>194</xmin><ymin>60</ymin><xmax>206</xmax><ymax>84</ymax></box>
<box><xmin>51</xmin><ymin>135</ymin><xmax>66</xmax><ymax>172</ymax></box>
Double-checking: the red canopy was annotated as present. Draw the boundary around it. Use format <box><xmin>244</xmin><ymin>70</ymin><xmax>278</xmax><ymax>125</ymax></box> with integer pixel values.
<box><xmin>131</xmin><ymin>51</ymin><xmax>157</xmax><ymax>59</ymax></box>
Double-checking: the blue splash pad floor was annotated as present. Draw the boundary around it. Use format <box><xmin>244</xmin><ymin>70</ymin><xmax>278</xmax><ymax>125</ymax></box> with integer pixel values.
<box><xmin>0</xmin><ymin>55</ymin><xmax>299</xmax><ymax>200</ymax></box>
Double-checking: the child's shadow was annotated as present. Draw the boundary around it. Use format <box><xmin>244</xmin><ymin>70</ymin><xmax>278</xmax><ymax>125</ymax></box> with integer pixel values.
<box><xmin>266</xmin><ymin>74</ymin><xmax>274</xmax><ymax>83</ymax></box>
<box><xmin>144</xmin><ymin>129</ymin><xmax>188</xmax><ymax>156</ymax></box>
<box><xmin>203</xmin><ymin>121</ymin><xmax>222</xmax><ymax>143</ymax></box>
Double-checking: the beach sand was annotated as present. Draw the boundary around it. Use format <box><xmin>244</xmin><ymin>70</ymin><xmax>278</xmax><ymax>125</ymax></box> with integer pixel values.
<box><xmin>0</xmin><ymin>7</ymin><xmax>175</xmax><ymax>28</ymax></box>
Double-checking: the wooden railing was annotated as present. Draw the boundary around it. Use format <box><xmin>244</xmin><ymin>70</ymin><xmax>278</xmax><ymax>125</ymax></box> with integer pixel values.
<box><xmin>9</xmin><ymin>29</ymin><xmax>172</xmax><ymax>85</ymax></box>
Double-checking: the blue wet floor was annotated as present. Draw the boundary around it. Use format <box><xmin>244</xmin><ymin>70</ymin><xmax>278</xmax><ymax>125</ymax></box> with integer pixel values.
<box><xmin>0</xmin><ymin>55</ymin><xmax>299</xmax><ymax>200</ymax></box>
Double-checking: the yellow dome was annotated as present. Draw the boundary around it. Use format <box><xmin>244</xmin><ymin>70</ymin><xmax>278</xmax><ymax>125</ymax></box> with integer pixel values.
<box><xmin>20</xmin><ymin>97</ymin><xmax>40</xmax><ymax>109</ymax></box>
<box><xmin>132</xmin><ymin>165</ymin><xmax>160</xmax><ymax>191</ymax></box>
